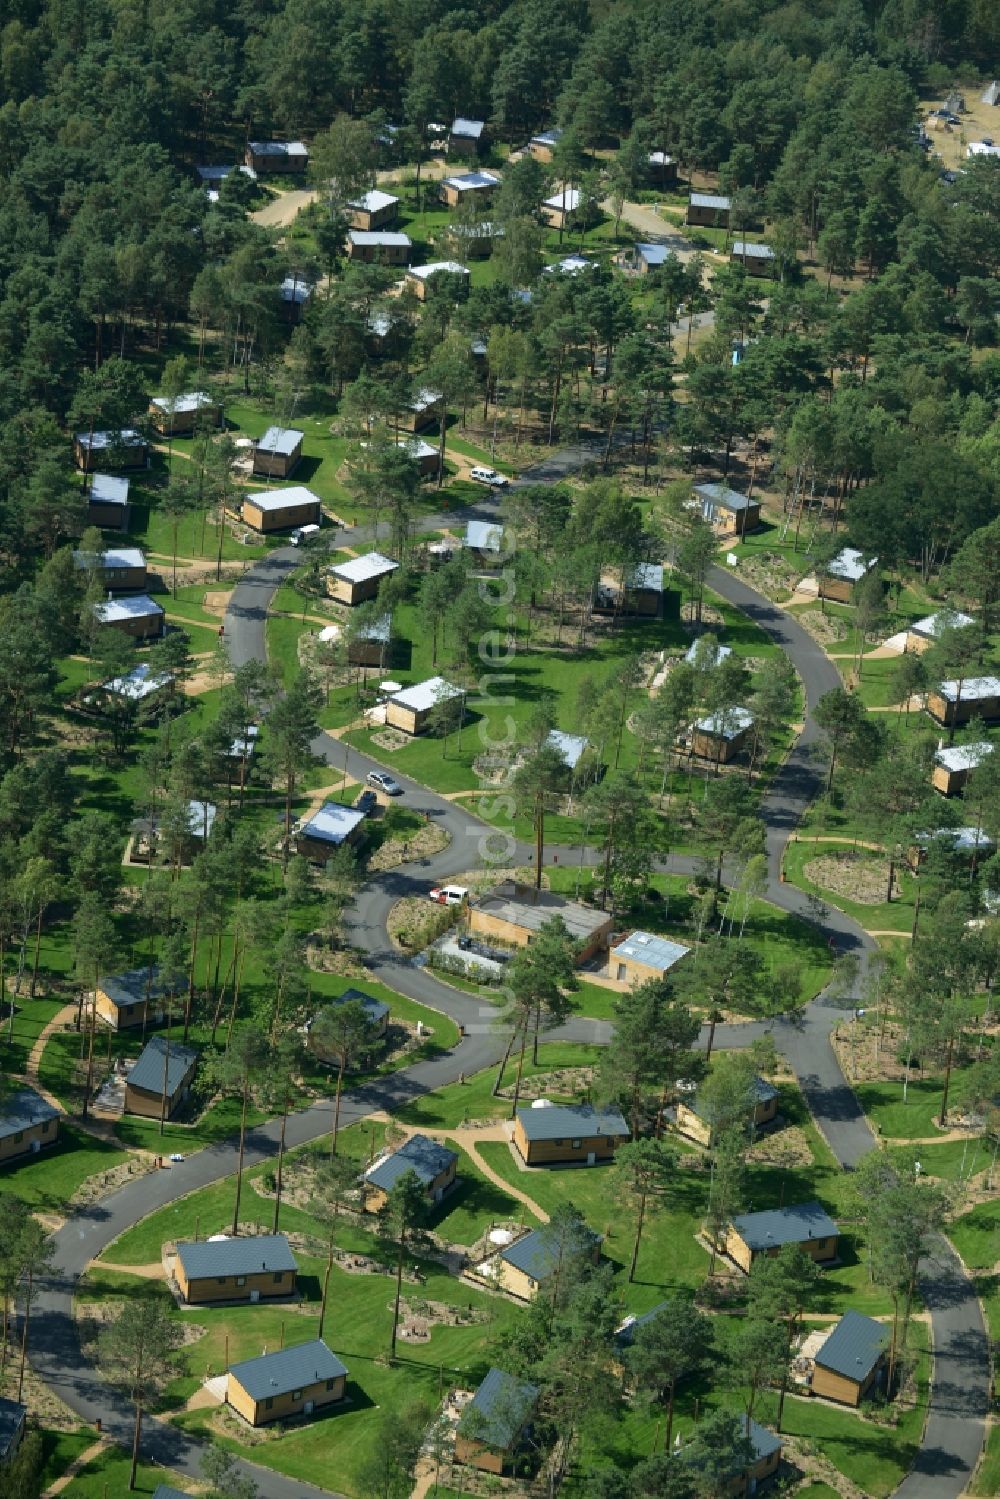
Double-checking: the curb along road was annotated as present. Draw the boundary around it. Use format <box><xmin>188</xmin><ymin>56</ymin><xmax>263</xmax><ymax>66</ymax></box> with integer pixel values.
<box><xmin>28</xmin><ymin>467</ymin><xmax>988</xmax><ymax>1497</ymax></box>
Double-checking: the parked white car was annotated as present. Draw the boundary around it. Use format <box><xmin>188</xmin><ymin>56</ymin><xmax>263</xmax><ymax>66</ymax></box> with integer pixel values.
<box><xmin>470</xmin><ymin>466</ymin><xmax>509</xmax><ymax>487</ymax></box>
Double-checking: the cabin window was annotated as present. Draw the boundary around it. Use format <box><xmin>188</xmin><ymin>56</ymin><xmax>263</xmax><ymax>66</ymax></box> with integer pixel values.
<box><xmin>292</xmin><ymin>1389</ymin><xmax>302</xmax><ymax>1401</ymax></box>
<box><xmin>265</xmin><ymin>1397</ymin><xmax>273</xmax><ymax>1410</ymax></box>
<box><xmin>41</xmin><ymin>1120</ymin><xmax>50</xmax><ymax>1132</ymax></box>
<box><xmin>326</xmin><ymin>1378</ymin><xmax>337</xmax><ymax>1390</ymax></box>
<box><xmin>814</xmin><ymin>1238</ymin><xmax>828</xmax><ymax>1249</ymax></box>
<box><xmin>273</xmin><ymin>1272</ymin><xmax>284</xmax><ymax>1283</ymax></box>
<box><xmin>571</xmin><ymin>1139</ymin><xmax>581</xmax><ymax>1149</ymax></box>
<box><xmin>13</xmin><ymin>1131</ymin><xmax>22</xmax><ymax>1143</ymax></box>
<box><xmin>217</xmin><ymin>1277</ymin><xmax>227</xmax><ymax>1284</ymax></box>
<box><xmin>236</xmin><ymin>1276</ymin><xmax>246</xmax><ymax>1287</ymax></box>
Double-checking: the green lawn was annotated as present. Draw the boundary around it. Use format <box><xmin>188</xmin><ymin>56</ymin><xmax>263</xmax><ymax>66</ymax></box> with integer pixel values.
<box><xmin>0</xmin><ymin>1123</ymin><xmax>127</xmax><ymax>1213</ymax></box>
<box><xmin>971</xmin><ymin>1425</ymin><xmax>1000</xmax><ymax>1495</ymax></box>
<box><xmin>49</xmin><ymin>1445</ymin><xmax>191</xmax><ymax>1498</ymax></box>
<box><xmin>855</xmin><ymin>1077</ymin><xmax>976</xmax><ymax>1140</ymax></box>
<box><xmin>395</xmin><ymin>1042</ymin><xmax>603</xmax><ymax>1130</ymax></box>
<box><xmin>782</xmin><ymin>838</ymin><xmax>917</xmax><ymax>933</ymax></box>
<box><xmin>0</xmin><ymin>995</ymin><xmax>67</xmax><ymax>1076</ymax></box>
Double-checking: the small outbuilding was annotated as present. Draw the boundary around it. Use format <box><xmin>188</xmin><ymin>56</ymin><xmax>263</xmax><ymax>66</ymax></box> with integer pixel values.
<box><xmin>124</xmin><ymin>1035</ymin><xmax>198</xmax><ymax>1120</ymax></box>
<box><xmin>348</xmin><ymin>612</ymin><xmax>392</xmax><ymax>668</ymax></box>
<box><xmin>932</xmin><ymin>741</ymin><xmax>994</xmax><ymax>796</ymax></box>
<box><xmin>693</xmin><ymin>481</ymin><xmax>761</xmax><ymax>538</ymax></box>
<box><xmin>396</xmin><ymin>437</ymin><xmax>438</xmax><ymax>476</ymax></box>
<box><xmin>92</xmin><ymin>594</ymin><xmax>164</xmax><ymax>641</ymax></box>
<box><xmin>226</xmin><ymin>1339</ymin><xmax>347</xmax><ymax>1427</ymax></box>
<box><xmin>680</xmin><ymin>1416</ymin><xmax>782</xmax><ymax>1496</ymax></box>
<box><xmin>404</xmin><ymin>262</ymin><xmax>470</xmax><ymax>301</ymax></box>
<box><xmin>724</xmin><ymin>1202</ymin><xmax>839</xmax><ymax>1273</ymax></box>
<box><xmin>495</xmin><ymin>1223</ymin><xmax>601</xmax><ymax>1301</ymax></box>
<box><xmin>513</xmin><ymin>1103</ymin><xmax>628</xmax><ymax>1167</ymax></box>
<box><xmin>362</xmin><ymin>1132</ymin><xmax>458</xmax><ymax>1211</ymax></box>
<box><xmin>811</xmin><ymin>1310</ymin><xmax>889</xmax><ymax>1407</ymax></box>
<box><xmin>818</xmin><ymin>547</ymin><xmax>877</xmax><ymax>603</ymax></box>
<box><xmin>464</xmin><ymin>519</ymin><xmax>504</xmax><ymax>562</ymax></box>
<box><xmin>925</xmin><ymin>675</ymin><xmax>1000</xmax><ymax>729</ymax></box>
<box><xmin>327</xmin><ymin>551</ymin><xmax>399</xmax><ymax>606</ymax></box>
<box><xmin>252</xmin><ymin>426</ymin><xmax>304</xmax><ymax>480</ymax></box>
<box><xmin>348</xmin><ymin>189</ymin><xmax>400</xmax><ymax>231</ymax></box>
<box><xmin>449</xmin><ymin>117</ymin><xmax>485</xmax><ymax>157</ymax></box>
<box><xmin>691</xmin><ymin>707</ymin><xmax>755</xmax><ymax>763</ymax></box>
<box><xmin>95</xmin><ymin>966</ymin><xmax>175</xmax><ymax>1031</ymax></box>
<box><xmin>686</xmin><ymin>191</ymin><xmax>731</xmax><ymax>227</ymax></box>
<box><xmin>527</xmin><ymin>128</ymin><xmax>562</xmax><ymax>162</ymax></box>
<box><xmin>541</xmin><ymin>186</ymin><xmax>581</xmax><ymax>230</ymax></box>
<box><xmin>631</xmin><ymin>242</ymin><xmax>672</xmax><ymax>274</ymax></box>
<box><xmin>609</xmin><ymin>930</ymin><xmax>691</xmax><ymax>986</ymax></box>
<box><xmin>594</xmin><ymin>562</ymin><xmax>664</xmax><ymax>617</ymax></box>
<box><xmin>398</xmin><ymin>388</ymin><xmax>443</xmax><ymax>433</ymax></box>
<box><xmin>468</xmin><ymin>882</ymin><xmax>613</xmax><ymax>963</ymax></box>
<box><xmin>904</xmin><ymin>608</ymin><xmax>975</xmax><ymax>653</ymax></box>
<box><xmin>74</xmin><ymin>430</ymin><xmax>149</xmax><ymax>472</ymax></box>
<box><xmin>245</xmin><ymin>140</ymin><xmax>309</xmax><ymax>174</ymax></box>
<box><xmin>676</xmin><ymin>1075</ymin><xmax>778</xmax><ymax>1146</ymax></box>
<box><xmin>0</xmin><ymin>1087</ymin><xmax>60</xmax><ymax>1165</ymax></box>
<box><xmin>241</xmin><ymin>485</ymin><xmax>321</xmax><ymax>534</ymax></box>
<box><xmin>439</xmin><ymin>171</ymin><xmax>500</xmax><ymax>208</ymax></box>
<box><xmin>731</xmin><ymin>240</ymin><xmax>776</xmax><ymax>277</ymax></box>
<box><xmin>647</xmin><ymin>150</ymin><xmax>677</xmax><ymax>184</ymax></box>
<box><xmin>74</xmin><ymin>545</ymin><xmax>147</xmax><ymax>592</ymax></box>
<box><xmin>148</xmin><ymin>392</ymin><xmax>220</xmax><ymax>435</ymax></box>
<box><xmin>175</xmin><ymin>1233</ymin><xmax>298</xmax><ymax>1305</ymax></box>
<box><xmin>294</xmin><ymin>801</ymin><xmax>369</xmax><ymax>862</ymax></box>
<box><xmin>87</xmin><ymin>473</ymin><xmax>131</xmax><ymax>529</ymax></box>
<box><xmin>385</xmin><ymin>676</ymin><xmax>464</xmax><ymax>736</ymax></box>
<box><xmin>346</xmin><ymin>230</ymin><xmax>412</xmax><ymax>265</ymax></box>
<box><xmin>455</xmin><ymin>1368</ymin><xmax>539</xmax><ymax>1475</ymax></box>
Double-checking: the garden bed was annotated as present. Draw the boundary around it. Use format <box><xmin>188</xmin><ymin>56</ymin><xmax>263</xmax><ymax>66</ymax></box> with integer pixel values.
<box><xmin>803</xmin><ymin>852</ymin><xmax>897</xmax><ymax>905</ymax></box>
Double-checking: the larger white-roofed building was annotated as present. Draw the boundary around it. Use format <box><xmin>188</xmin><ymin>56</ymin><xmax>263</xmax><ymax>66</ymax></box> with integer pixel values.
<box><xmin>326</xmin><ymin>550</ymin><xmax>399</xmax><ymax>606</ymax></box>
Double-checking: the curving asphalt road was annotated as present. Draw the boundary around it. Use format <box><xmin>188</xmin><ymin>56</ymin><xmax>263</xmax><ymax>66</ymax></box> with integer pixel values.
<box><xmin>28</xmin><ymin>463</ymin><xmax>988</xmax><ymax>1496</ymax></box>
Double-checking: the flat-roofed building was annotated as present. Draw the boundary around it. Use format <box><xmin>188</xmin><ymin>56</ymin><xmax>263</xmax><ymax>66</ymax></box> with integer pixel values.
<box><xmin>362</xmin><ymin>1132</ymin><xmax>458</xmax><ymax>1211</ymax></box>
<box><xmin>148</xmin><ymin>391</ymin><xmax>220</xmax><ymax>435</ymax></box>
<box><xmin>693</xmin><ymin>481</ymin><xmax>761</xmax><ymax>538</ymax></box>
<box><xmin>92</xmin><ymin>593</ymin><xmax>164</xmax><ymax>640</ymax></box>
<box><xmin>730</xmin><ymin>240</ymin><xmax>776</xmax><ymax>277</ymax></box>
<box><xmin>527</xmin><ymin>127</ymin><xmax>562</xmax><ymax>162</ymax></box>
<box><xmin>594</xmin><ymin>562</ymin><xmax>665</xmax><ymax>617</ymax></box>
<box><xmin>95</xmin><ymin>965</ymin><xmax>175</xmax><ymax>1031</ymax></box>
<box><xmin>124</xmin><ymin>1035</ymin><xmax>198</xmax><ymax>1120</ymax></box>
<box><xmin>241</xmin><ymin>484</ymin><xmax>321</xmax><ymax>534</ymax></box>
<box><xmin>455</xmin><ymin>1368</ymin><xmax>539</xmax><ymax>1475</ymax></box>
<box><xmin>245</xmin><ymin>140</ymin><xmax>309</xmax><ymax>174</ymax></box>
<box><xmin>175</xmin><ymin>1233</ymin><xmax>298</xmax><ymax>1305</ymax></box>
<box><xmin>251</xmin><ymin>426</ymin><xmax>304</xmax><ymax>480</ymax></box>
<box><xmin>905</xmin><ymin>608</ymin><xmax>975</xmax><ymax>653</ymax></box>
<box><xmin>541</xmin><ymin>186</ymin><xmax>581</xmax><ymax>230</ymax></box>
<box><xmin>346</xmin><ymin>230</ymin><xmax>412</xmax><ymax>265</ymax></box>
<box><xmin>385</xmin><ymin>675</ymin><xmax>464</xmax><ymax>736</ymax></box>
<box><xmin>348</xmin><ymin>612</ymin><xmax>392</xmax><ymax>669</ymax></box>
<box><xmin>464</xmin><ymin>519</ymin><xmax>504</xmax><ymax>562</ymax></box>
<box><xmin>348</xmin><ymin>189</ymin><xmax>401</xmax><ymax>230</ymax></box>
<box><xmin>468</xmin><ymin>882</ymin><xmax>613</xmax><ymax>963</ymax></box>
<box><xmin>546</xmin><ymin>729</ymin><xmax>588</xmax><ymax>771</ymax></box>
<box><xmin>294</xmin><ymin>801</ymin><xmax>369</xmax><ymax>862</ymax></box>
<box><xmin>691</xmin><ymin>707</ymin><xmax>755</xmax><ymax>763</ymax></box>
<box><xmin>0</xmin><ymin>1087</ymin><xmax>60</xmax><ymax>1164</ymax></box>
<box><xmin>818</xmin><ymin>547</ymin><xmax>877</xmax><ymax>603</ymax></box>
<box><xmin>398</xmin><ymin>388</ymin><xmax>444</xmax><ymax>434</ymax></box>
<box><xmin>925</xmin><ymin>675</ymin><xmax>1000</xmax><ymax>729</ymax></box>
<box><xmin>226</xmin><ymin>1339</ymin><xmax>347</xmax><ymax>1426</ymax></box>
<box><xmin>74</xmin><ymin>545</ymin><xmax>147</xmax><ymax>593</ymax></box>
<box><xmin>396</xmin><ymin>436</ymin><xmax>438</xmax><ymax>476</ymax></box>
<box><xmin>932</xmin><ymin>741</ymin><xmax>994</xmax><ymax>796</ymax></box>
<box><xmin>327</xmin><ymin>550</ymin><xmax>399</xmax><ymax>606</ymax></box>
<box><xmin>687</xmin><ymin>191</ymin><xmax>731</xmax><ymax>227</ymax></box>
<box><xmin>494</xmin><ymin>1222</ymin><xmax>601</xmax><ymax>1301</ymax></box>
<box><xmin>87</xmin><ymin>473</ymin><xmax>131</xmax><ymax>529</ymax></box>
<box><xmin>439</xmin><ymin>171</ymin><xmax>500</xmax><ymax>209</ymax></box>
<box><xmin>404</xmin><ymin>262</ymin><xmax>470</xmax><ymax>301</ymax></box>
<box><xmin>74</xmin><ymin>429</ymin><xmax>149</xmax><ymax>472</ymax></box>
<box><xmin>811</xmin><ymin>1310</ymin><xmax>889</xmax><ymax>1407</ymax></box>
<box><xmin>610</xmin><ymin>930</ymin><xmax>691</xmax><ymax>986</ymax></box>
<box><xmin>449</xmin><ymin>117</ymin><xmax>485</xmax><ymax>158</ymax></box>
<box><xmin>725</xmin><ymin>1202</ymin><xmax>839</xmax><ymax>1274</ymax></box>
<box><xmin>513</xmin><ymin>1103</ymin><xmax>628</xmax><ymax>1167</ymax></box>
<box><xmin>676</xmin><ymin>1075</ymin><xmax>778</xmax><ymax>1146</ymax></box>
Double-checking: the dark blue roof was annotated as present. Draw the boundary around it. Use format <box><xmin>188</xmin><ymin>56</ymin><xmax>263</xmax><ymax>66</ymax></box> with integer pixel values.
<box><xmin>152</xmin><ymin>1488</ymin><xmax>188</xmax><ymax>1499</ymax></box>
<box><xmin>127</xmin><ymin>1035</ymin><xmax>198</xmax><ymax>1098</ymax></box>
<box><xmin>815</xmin><ymin>1310</ymin><xmax>888</xmax><ymax>1381</ymax></box>
<box><xmin>690</xmin><ymin>1074</ymin><xmax>778</xmax><ymax>1120</ymax></box>
<box><xmin>516</xmin><ymin>1103</ymin><xmax>628</xmax><ymax>1142</ymax></box>
<box><xmin>99</xmin><ymin>966</ymin><xmax>176</xmax><ymax>1010</ymax></box>
<box><xmin>731</xmin><ymin>1201</ymin><xmax>838</xmax><ymax>1251</ymax></box>
<box><xmin>0</xmin><ymin>1087</ymin><xmax>60</xmax><ymax>1142</ymax></box>
<box><xmin>500</xmin><ymin>1223</ymin><xmax>600</xmax><ymax>1282</ymax></box>
<box><xmin>176</xmin><ymin>1233</ymin><xmax>297</xmax><ymax>1281</ymax></box>
<box><xmin>459</xmin><ymin>1368</ymin><xmax>538</xmax><ymax>1449</ymax></box>
<box><xmin>228</xmin><ymin>1338</ymin><xmax>347</xmax><ymax>1400</ymax></box>
<box><xmin>365</xmin><ymin>1133</ymin><xmax>458</xmax><ymax>1193</ymax></box>
<box><xmin>681</xmin><ymin>1415</ymin><xmax>781</xmax><ymax>1476</ymax></box>
<box><xmin>0</xmin><ymin>1397</ymin><xmax>25</xmax><ymax>1458</ymax></box>
<box><xmin>335</xmin><ymin>987</ymin><xmax>390</xmax><ymax>1026</ymax></box>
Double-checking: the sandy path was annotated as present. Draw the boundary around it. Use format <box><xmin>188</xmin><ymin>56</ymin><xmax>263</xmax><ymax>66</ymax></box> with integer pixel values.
<box><xmin>393</xmin><ymin>1120</ymin><xmax>549</xmax><ymax>1222</ymax></box>
<box><xmin>26</xmin><ymin>1002</ymin><xmax>78</xmax><ymax>1087</ymax></box>
<box><xmin>42</xmin><ymin>1437</ymin><xmax>110</xmax><ymax>1496</ymax></box>
<box><xmin>252</xmin><ymin>161</ymin><xmax>453</xmax><ymax>230</ymax></box>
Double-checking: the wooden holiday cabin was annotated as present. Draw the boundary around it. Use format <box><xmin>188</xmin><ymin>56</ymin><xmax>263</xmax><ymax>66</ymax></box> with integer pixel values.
<box><xmin>932</xmin><ymin>741</ymin><xmax>994</xmax><ymax>796</ymax></box>
<box><xmin>527</xmin><ymin>127</ymin><xmax>562</xmax><ymax>162</ymax></box>
<box><xmin>244</xmin><ymin>140</ymin><xmax>309</xmax><ymax>174</ymax></box>
<box><xmin>609</xmin><ymin>931</ymin><xmax>691</xmax><ymax>986</ymax></box>
<box><xmin>346</xmin><ymin>230</ymin><xmax>412</xmax><ymax>265</ymax></box>
<box><xmin>513</xmin><ymin>1103</ymin><xmax>628</xmax><ymax>1167</ymax></box>
<box><xmin>175</xmin><ymin>1233</ymin><xmax>298</xmax><ymax>1306</ymax></box>
<box><xmin>676</xmin><ymin>1075</ymin><xmax>778</xmax><ymax>1146</ymax></box>
<box><xmin>74</xmin><ymin>429</ymin><xmax>149</xmax><ymax>473</ymax></box>
<box><xmin>326</xmin><ymin>551</ymin><xmax>399</xmax><ymax>606</ymax></box>
<box><xmin>148</xmin><ymin>391</ymin><xmax>220</xmax><ymax>436</ymax></box>
<box><xmin>87</xmin><ymin>473</ymin><xmax>131</xmax><ymax>529</ymax></box>
<box><xmin>396</xmin><ymin>436</ymin><xmax>438</xmax><ymax>476</ymax></box>
<box><xmin>347</xmin><ymin>613</ymin><xmax>392</xmax><ymax>668</ymax></box>
<box><xmin>495</xmin><ymin>1223</ymin><xmax>601</xmax><ymax>1302</ymax></box>
<box><xmin>94</xmin><ymin>966</ymin><xmax>175</xmax><ymax>1031</ymax></box>
<box><xmin>817</xmin><ymin>547</ymin><xmax>877</xmax><ymax>604</ymax></box>
<box><xmin>904</xmin><ymin>608</ymin><xmax>975</xmax><ymax>654</ymax></box>
<box><xmin>454</xmin><ymin>1368</ymin><xmax>539</xmax><ymax>1475</ymax></box>
<box><xmin>468</xmin><ymin>882</ymin><xmax>612</xmax><ymax>964</ymax></box>
<box><xmin>348</xmin><ymin>189</ymin><xmax>400</xmax><ymax>231</ymax></box>
<box><xmin>404</xmin><ymin>262</ymin><xmax>471</xmax><ymax>301</ymax></box>
<box><xmin>925</xmin><ymin>675</ymin><xmax>1000</xmax><ymax>729</ymax></box>
<box><xmin>362</xmin><ymin>1133</ymin><xmax>458</xmax><ymax>1211</ymax></box>
<box><xmin>0</xmin><ymin>1087</ymin><xmax>60</xmax><ymax>1165</ymax></box>
<box><xmin>448</xmin><ymin>117</ymin><xmax>485</xmax><ymax>158</ymax></box>
<box><xmin>593</xmin><ymin>562</ymin><xmax>665</xmax><ymax>617</ymax></box>
<box><xmin>724</xmin><ymin>1202</ymin><xmax>839</xmax><ymax>1274</ymax></box>
<box><xmin>691</xmin><ymin>707</ymin><xmax>755</xmax><ymax>763</ymax></box>
<box><xmin>439</xmin><ymin>171</ymin><xmax>499</xmax><ymax>209</ymax></box>
<box><xmin>811</xmin><ymin>1311</ymin><xmax>889</xmax><ymax>1407</ymax></box>
<box><xmin>91</xmin><ymin>594</ymin><xmax>164</xmax><ymax>640</ymax></box>
<box><xmin>693</xmin><ymin>481</ymin><xmax>761</xmax><ymax>538</ymax></box>
<box><xmin>680</xmin><ymin>1417</ymin><xmax>782</xmax><ymax>1497</ymax></box>
<box><xmin>226</xmin><ymin>1339</ymin><xmax>347</xmax><ymax>1427</ymax></box>
<box><xmin>124</xmin><ymin>1035</ymin><xmax>198</xmax><ymax>1120</ymax></box>
<box><xmin>385</xmin><ymin>675</ymin><xmax>464</xmax><ymax>736</ymax></box>
<box><xmin>464</xmin><ymin>519</ymin><xmax>505</xmax><ymax>565</ymax></box>
<box><xmin>73</xmin><ymin>545</ymin><xmax>147</xmax><ymax>593</ymax></box>
<box><xmin>294</xmin><ymin>801</ymin><xmax>369</xmax><ymax>863</ymax></box>
<box><xmin>251</xmin><ymin>426</ymin><xmax>304</xmax><ymax>480</ymax></box>
<box><xmin>397</xmin><ymin>388</ymin><xmax>443</xmax><ymax>433</ymax></box>
<box><xmin>0</xmin><ymin>1399</ymin><xmax>27</xmax><ymax>1465</ymax></box>
<box><xmin>241</xmin><ymin>485</ymin><xmax>321</xmax><ymax>534</ymax></box>
<box><xmin>647</xmin><ymin>150</ymin><xmax>678</xmax><ymax>185</ymax></box>
<box><xmin>730</xmin><ymin>240</ymin><xmax>776</xmax><ymax>277</ymax></box>
<box><xmin>686</xmin><ymin>191</ymin><xmax>731</xmax><ymax>228</ymax></box>
<box><xmin>541</xmin><ymin>186</ymin><xmax>581</xmax><ymax>231</ymax></box>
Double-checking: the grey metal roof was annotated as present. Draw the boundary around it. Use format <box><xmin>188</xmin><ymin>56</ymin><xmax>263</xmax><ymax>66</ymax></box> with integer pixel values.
<box><xmin>695</xmin><ymin>707</ymin><xmax>754</xmax><ymax>739</ymax></box>
<box><xmin>451</xmin><ymin>117</ymin><xmax>485</xmax><ymax>139</ymax></box>
<box><xmin>74</xmin><ymin>547</ymin><xmax>145</xmax><ymax>572</ymax></box>
<box><xmin>614</xmin><ymin>1300</ymin><xmax>670</xmax><ymax>1348</ymax></box>
<box><xmin>516</xmin><ymin>1103</ymin><xmax>628</xmax><ymax>1142</ymax></box>
<box><xmin>228</xmin><ymin>1338</ymin><xmax>347</xmax><ymax>1400</ymax></box>
<box><xmin>815</xmin><ymin>1310</ymin><xmax>888</xmax><ymax>1382</ymax></box>
<box><xmin>730</xmin><ymin>1201</ymin><xmax>838</xmax><ymax>1251</ymax></box>
<box><xmin>99</xmin><ymin>966</ymin><xmax>176</xmax><ymax>1011</ymax></box>
<box><xmin>443</xmin><ymin>172</ymin><xmax>498</xmax><ymax>191</ymax></box>
<box><xmin>919</xmin><ymin>825</ymin><xmax>995</xmax><ymax>852</ymax></box>
<box><xmin>90</xmin><ymin>474</ymin><xmax>130</xmax><ymax>505</ymax></box>
<box><xmin>0</xmin><ymin>1087</ymin><xmax>59</xmax><ymax>1142</ymax></box>
<box><xmin>330</xmin><ymin>551</ymin><xmax>399</xmax><ymax>585</ymax></box>
<box><xmin>460</xmin><ymin>1368</ymin><xmax>538</xmax><ymax>1450</ymax></box>
<box><xmin>248</xmin><ymin>140</ymin><xmax>308</xmax><ymax>158</ymax></box>
<box><xmin>76</xmin><ymin>429</ymin><xmax>147</xmax><ymax>452</ymax></box>
<box><xmin>465</xmin><ymin>520</ymin><xmax>504</xmax><ymax>552</ymax></box>
<box><xmin>689</xmin><ymin>1074</ymin><xmax>778</xmax><ymax>1120</ymax></box>
<box><xmin>299</xmin><ymin>801</ymin><xmax>368</xmax><ymax>845</ymax></box>
<box><xmin>636</xmin><ymin>242</ymin><xmax>671</xmax><ymax>265</ymax></box>
<box><xmin>935</xmin><ymin>742</ymin><xmax>993</xmax><ymax>773</ymax></box>
<box><xmin>397</xmin><ymin>437</ymin><xmax>437</xmax><ymax>463</ymax></box>
<box><xmin>731</xmin><ymin>241</ymin><xmax>775</xmax><ymax>259</ymax></box>
<box><xmin>827</xmin><ymin>546</ymin><xmax>875</xmax><ymax>582</ymax></box>
<box><xmin>127</xmin><ymin>1035</ymin><xmax>198</xmax><ymax>1099</ymax></box>
<box><xmin>102</xmin><ymin>665</ymin><xmax>171</xmax><ymax>701</ymax></box>
<box><xmin>544</xmin><ymin>187</ymin><xmax>581</xmax><ymax>212</ymax></box>
<box><xmin>500</xmin><ymin>1222</ymin><xmax>600</xmax><ymax>1281</ymax></box>
<box><xmin>408</xmin><ymin>262</ymin><xmax>470</xmax><ymax>279</ymax></box>
<box><xmin>348</xmin><ymin>230</ymin><xmax>413</xmax><ymax>247</ymax></box>
<box><xmin>332</xmin><ymin>987</ymin><xmax>390</xmax><ymax>1026</ymax></box>
<box><xmin>365</xmin><ymin>1133</ymin><xmax>457</xmax><ymax>1192</ymax></box>
<box><xmin>689</xmin><ymin>192</ymin><xmax>731</xmax><ymax>210</ymax></box>
<box><xmin>911</xmin><ymin>609</ymin><xmax>974</xmax><ymax>639</ymax></box>
<box><xmin>349</xmin><ymin>189</ymin><xmax>399</xmax><ymax>213</ymax></box>
<box><xmin>694</xmin><ymin>481</ymin><xmax>754</xmax><ymax>513</ymax></box>
<box><xmin>176</xmin><ymin>1233</ymin><xmax>298</xmax><ymax>1281</ymax></box>
<box><xmin>630</xmin><ymin>562</ymin><xmax>663</xmax><ymax>591</ymax></box>
<box><xmin>532</xmin><ymin>128</ymin><xmax>563</xmax><ymax>147</ymax></box>
<box><xmin>936</xmin><ymin>675</ymin><xmax>1000</xmax><ymax>703</ymax></box>
<box><xmin>684</xmin><ymin>639</ymin><xmax>732</xmax><ymax>667</ymax></box>
<box><xmin>547</xmin><ymin>729</ymin><xmax>587</xmax><ymax>769</ymax></box>
<box><xmin>93</xmin><ymin>594</ymin><xmax>164</xmax><ymax>625</ymax></box>
<box><xmin>611</xmin><ymin>930</ymin><xmax>690</xmax><ymax>973</ymax></box>
<box><xmin>391</xmin><ymin>676</ymin><xmax>463</xmax><ymax>713</ymax></box>
<box><xmin>280</xmin><ymin>275</ymin><xmax>314</xmax><ymax>304</ymax></box>
<box><xmin>150</xmin><ymin>391</ymin><xmax>215</xmax><ymax>417</ymax></box>
<box><xmin>680</xmin><ymin>1415</ymin><xmax>781</xmax><ymax>1476</ymax></box>
<box><xmin>473</xmin><ymin>886</ymin><xmax>609</xmax><ymax>942</ymax></box>
<box><xmin>256</xmin><ymin>426</ymin><xmax>303</xmax><ymax>458</ymax></box>
<box><xmin>246</xmin><ymin>485</ymin><xmax>320</xmax><ymax>514</ymax></box>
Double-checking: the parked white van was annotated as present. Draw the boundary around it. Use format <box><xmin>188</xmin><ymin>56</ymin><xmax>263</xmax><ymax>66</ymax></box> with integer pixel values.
<box><xmin>290</xmin><ymin>524</ymin><xmax>320</xmax><ymax>545</ymax></box>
